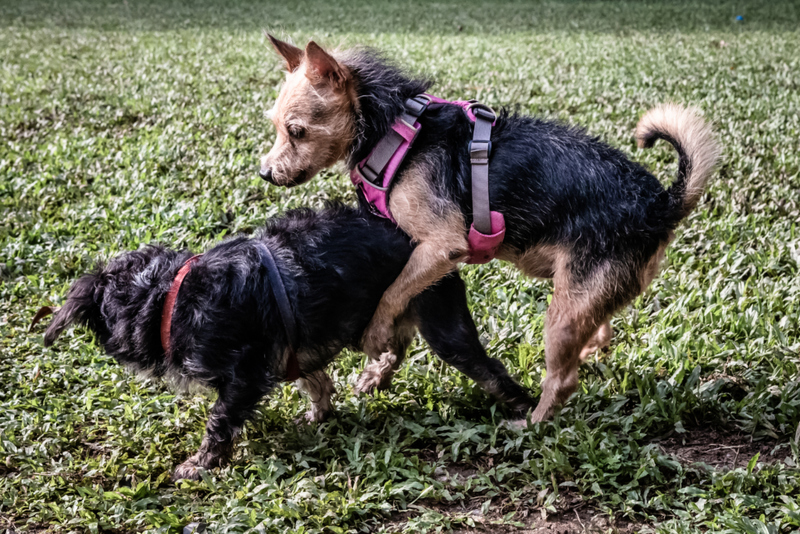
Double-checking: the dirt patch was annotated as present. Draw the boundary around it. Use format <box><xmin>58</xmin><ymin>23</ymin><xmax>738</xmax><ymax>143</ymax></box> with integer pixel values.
<box><xmin>382</xmin><ymin>493</ymin><xmax>647</xmax><ymax>534</ymax></box>
<box><xmin>434</xmin><ymin>463</ymin><xmax>480</xmax><ymax>483</ymax></box>
<box><xmin>655</xmin><ymin>426</ymin><xmax>784</xmax><ymax>470</ymax></box>
<box><xmin>451</xmin><ymin>508</ymin><xmax>643</xmax><ymax>534</ymax></box>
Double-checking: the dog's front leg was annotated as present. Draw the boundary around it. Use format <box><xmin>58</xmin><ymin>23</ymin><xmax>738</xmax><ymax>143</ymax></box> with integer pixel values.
<box><xmin>355</xmin><ymin>313</ymin><xmax>416</xmax><ymax>395</ymax></box>
<box><xmin>363</xmin><ymin>174</ymin><xmax>469</xmax><ymax>356</ymax></box>
<box><xmin>362</xmin><ymin>238</ymin><xmax>466</xmax><ymax>356</ymax></box>
<box><xmin>297</xmin><ymin>369</ymin><xmax>335</xmax><ymax>423</ymax></box>
<box><xmin>173</xmin><ymin>384</ymin><xmax>266</xmax><ymax>481</ymax></box>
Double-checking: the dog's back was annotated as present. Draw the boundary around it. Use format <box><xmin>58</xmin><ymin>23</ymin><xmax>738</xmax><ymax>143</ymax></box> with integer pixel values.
<box><xmin>170</xmin><ymin>205</ymin><xmax>414</xmax><ymax>375</ymax></box>
<box><xmin>45</xmin><ymin>204</ymin><xmax>414</xmax><ymax>382</ymax></box>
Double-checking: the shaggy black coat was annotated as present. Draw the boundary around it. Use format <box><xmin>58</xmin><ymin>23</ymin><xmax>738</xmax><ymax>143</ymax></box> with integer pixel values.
<box><xmin>43</xmin><ymin>204</ymin><xmax>535</xmax><ymax>480</ymax></box>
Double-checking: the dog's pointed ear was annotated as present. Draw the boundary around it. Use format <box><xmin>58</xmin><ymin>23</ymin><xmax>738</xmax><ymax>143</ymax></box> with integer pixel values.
<box><xmin>304</xmin><ymin>41</ymin><xmax>348</xmax><ymax>90</ymax></box>
<box><xmin>266</xmin><ymin>33</ymin><xmax>303</xmax><ymax>72</ymax></box>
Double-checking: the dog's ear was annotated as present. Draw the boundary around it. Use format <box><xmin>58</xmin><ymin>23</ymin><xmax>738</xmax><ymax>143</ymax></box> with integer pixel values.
<box><xmin>304</xmin><ymin>41</ymin><xmax>348</xmax><ymax>90</ymax></box>
<box><xmin>266</xmin><ymin>33</ymin><xmax>303</xmax><ymax>72</ymax></box>
<box><xmin>44</xmin><ymin>273</ymin><xmax>101</xmax><ymax>347</ymax></box>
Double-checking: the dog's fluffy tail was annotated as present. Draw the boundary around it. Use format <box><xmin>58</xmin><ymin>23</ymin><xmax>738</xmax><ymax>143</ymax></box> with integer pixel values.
<box><xmin>44</xmin><ymin>273</ymin><xmax>99</xmax><ymax>346</ymax></box>
<box><xmin>636</xmin><ymin>104</ymin><xmax>720</xmax><ymax>222</ymax></box>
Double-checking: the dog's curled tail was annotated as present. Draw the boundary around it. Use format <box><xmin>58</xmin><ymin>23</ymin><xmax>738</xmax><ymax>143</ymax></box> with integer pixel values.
<box><xmin>636</xmin><ymin>104</ymin><xmax>720</xmax><ymax>221</ymax></box>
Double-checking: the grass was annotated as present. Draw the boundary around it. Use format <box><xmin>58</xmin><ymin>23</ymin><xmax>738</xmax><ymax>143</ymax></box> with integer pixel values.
<box><xmin>1</xmin><ymin>0</ymin><xmax>800</xmax><ymax>532</ymax></box>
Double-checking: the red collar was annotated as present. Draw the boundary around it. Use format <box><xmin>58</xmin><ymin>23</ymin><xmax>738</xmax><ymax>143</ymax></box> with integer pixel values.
<box><xmin>160</xmin><ymin>255</ymin><xmax>203</xmax><ymax>356</ymax></box>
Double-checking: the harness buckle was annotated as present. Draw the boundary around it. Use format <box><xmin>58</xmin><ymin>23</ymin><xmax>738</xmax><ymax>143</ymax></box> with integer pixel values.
<box><xmin>354</xmin><ymin>165</ymin><xmax>388</xmax><ymax>191</ymax></box>
<box><xmin>466</xmin><ymin>101</ymin><xmax>497</xmax><ymax>123</ymax></box>
<box><xmin>359</xmin><ymin>161</ymin><xmax>380</xmax><ymax>184</ymax></box>
<box><xmin>469</xmin><ymin>140</ymin><xmax>492</xmax><ymax>163</ymax></box>
<box><xmin>404</xmin><ymin>96</ymin><xmax>429</xmax><ymax>117</ymax></box>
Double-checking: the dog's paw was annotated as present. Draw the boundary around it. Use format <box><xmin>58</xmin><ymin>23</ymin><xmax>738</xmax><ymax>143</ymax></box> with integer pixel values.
<box><xmin>173</xmin><ymin>450</ymin><xmax>228</xmax><ymax>482</ymax></box>
<box><xmin>294</xmin><ymin>404</ymin><xmax>332</xmax><ymax>425</ymax></box>
<box><xmin>354</xmin><ymin>354</ymin><xmax>396</xmax><ymax>396</ymax></box>
<box><xmin>302</xmin><ymin>407</ymin><xmax>331</xmax><ymax>424</ymax></box>
<box><xmin>354</xmin><ymin>369</ymin><xmax>382</xmax><ymax>396</ymax></box>
<box><xmin>173</xmin><ymin>456</ymin><xmax>204</xmax><ymax>482</ymax></box>
<box><xmin>502</xmin><ymin>417</ymin><xmax>531</xmax><ymax>431</ymax></box>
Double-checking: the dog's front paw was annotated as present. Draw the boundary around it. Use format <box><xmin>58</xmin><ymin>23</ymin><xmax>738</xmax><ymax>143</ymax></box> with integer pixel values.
<box><xmin>354</xmin><ymin>367</ymin><xmax>382</xmax><ymax>396</ymax></box>
<box><xmin>502</xmin><ymin>416</ymin><xmax>532</xmax><ymax>431</ymax></box>
<box><xmin>354</xmin><ymin>352</ymin><xmax>397</xmax><ymax>396</ymax></box>
<box><xmin>302</xmin><ymin>406</ymin><xmax>331</xmax><ymax>424</ymax></box>
<box><xmin>173</xmin><ymin>450</ymin><xmax>228</xmax><ymax>482</ymax></box>
<box><xmin>173</xmin><ymin>455</ymin><xmax>204</xmax><ymax>481</ymax></box>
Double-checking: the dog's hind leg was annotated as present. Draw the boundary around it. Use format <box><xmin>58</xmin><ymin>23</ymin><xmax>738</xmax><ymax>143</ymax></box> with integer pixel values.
<box><xmin>413</xmin><ymin>272</ymin><xmax>537</xmax><ymax>417</ymax></box>
<box><xmin>173</xmin><ymin>378</ymin><xmax>271</xmax><ymax>481</ymax></box>
<box><xmin>298</xmin><ymin>369</ymin><xmax>336</xmax><ymax>423</ymax></box>
<box><xmin>530</xmin><ymin>260</ymin><xmax>625</xmax><ymax>423</ymax></box>
<box><xmin>579</xmin><ymin>321</ymin><xmax>613</xmax><ymax>362</ymax></box>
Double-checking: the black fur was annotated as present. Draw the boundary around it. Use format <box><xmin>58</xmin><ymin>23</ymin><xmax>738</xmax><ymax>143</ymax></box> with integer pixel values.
<box><xmin>343</xmin><ymin>48</ymin><xmax>433</xmax><ymax>166</ymax></box>
<box><xmin>44</xmin><ymin>204</ymin><xmax>534</xmax><ymax>479</ymax></box>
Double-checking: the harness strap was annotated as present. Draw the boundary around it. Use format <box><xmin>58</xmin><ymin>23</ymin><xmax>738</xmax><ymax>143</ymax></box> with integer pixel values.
<box><xmin>254</xmin><ymin>242</ymin><xmax>301</xmax><ymax>382</ymax></box>
<box><xmin>355</xmin><ymin>95</ymin><xmax>431</xmax><ymax>189</ymax></box>
<box><xmin>161</xmin><ymin>254</ymin><xmax>203</xmax><ymax>357</ymax></box>
<box><xmin>352</xmin><ymin>93</ymin><xmax>506</xmax><ymax>263</ymax></box>
<box><xmin>467</xmin><ymin>103</ymin><xmax>497</xmax><ymax>235</ymax></box>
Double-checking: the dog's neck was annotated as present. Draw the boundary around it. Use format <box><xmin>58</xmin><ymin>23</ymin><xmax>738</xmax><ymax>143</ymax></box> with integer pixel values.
<box><xmin>342</xmin><ymin>50</ymin><xmax>432</xmax><ymax>167</ymax></box>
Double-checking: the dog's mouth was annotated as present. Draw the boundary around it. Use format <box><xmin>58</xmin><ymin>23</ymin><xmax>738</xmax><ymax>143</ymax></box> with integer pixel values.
<box><xmin>285</xmin><ymin>170</ymin><xmax>309</xmax><ymax>188</ymax></box>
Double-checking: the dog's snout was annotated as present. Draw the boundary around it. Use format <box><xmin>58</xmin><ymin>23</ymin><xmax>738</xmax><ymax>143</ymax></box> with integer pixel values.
<box><xmin>259</xmin><ymin>167</ymin><xmax>274</xmax><ymax>184</ymax></box>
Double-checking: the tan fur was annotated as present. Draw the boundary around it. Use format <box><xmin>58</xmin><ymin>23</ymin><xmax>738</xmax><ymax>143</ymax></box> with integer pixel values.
<box><xmin>361</xmin><ymin>164</ymin><xmax>469</xmax><ymax>356</ymax></box>
<box><xmin>579</xmin><ymin>322</ymin><xmax>613</xmax><ymax>361</ymax></box>
<box><xmin>498</xmin><ymin>243</ymin><xmax>564</xmax><ymax>279</ymax></box>
<box><xmin>530</xmin><ymin>258</ymin><xmax>617</xmax><ymax>422</ymax></box>
<box><xmin>355</xmin><ymin>313</ymin><xmax>416</xmax><ymax>394</ymax></box>
<box><xmin>638</xmin><ymin>232</ymin><xmax>674</xmax><ymax>292</ymax></box>
<box><xmin>267</xmin><ymin>34</ymin><xmax>303</xmax><ymax>72</ymax></box>
<box><xmin>261</xmin><ymin>41</ymin><xmax>358</xmax><ymax>187</ymax></box>
<box><xmin>636</xmin><ymin>104</ymin><xmax>720</xmax><ymax>214</ymax></box>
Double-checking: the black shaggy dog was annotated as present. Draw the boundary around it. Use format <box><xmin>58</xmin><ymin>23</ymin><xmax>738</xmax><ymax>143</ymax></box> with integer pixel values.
<box><xmin>261</xmin><ymin>38</ymin><xmax>721</xmax><ymax>423</ymax></box>
<box><xmin>42</xmin><ymin>205</ymin><xmax>535</xmax><ymax>480</ymax></box>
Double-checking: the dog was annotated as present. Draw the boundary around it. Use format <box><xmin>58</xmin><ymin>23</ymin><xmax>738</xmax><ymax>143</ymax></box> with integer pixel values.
<box><xmin>39</xmin><ymin>204</ymin><xmax>535</xmax><ymax>480</ymax></box>
<box><xmin>259</xmin><ymin>37</ymin><xmax>720</xmax><ymax>423</ymax></box>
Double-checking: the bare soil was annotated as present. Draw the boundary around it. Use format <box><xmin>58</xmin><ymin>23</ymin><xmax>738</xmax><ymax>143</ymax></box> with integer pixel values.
<box><xmin>654</xmin><ymin>426</ymin><xmax>784</xmax><ymax>470</ymax></box>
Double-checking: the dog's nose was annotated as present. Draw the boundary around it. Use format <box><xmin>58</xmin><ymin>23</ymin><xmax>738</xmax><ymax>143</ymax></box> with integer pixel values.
<box><xmin>259</xmin><ymin>167</ymin><xmax>274</xmax><ymax>184</ymax></box>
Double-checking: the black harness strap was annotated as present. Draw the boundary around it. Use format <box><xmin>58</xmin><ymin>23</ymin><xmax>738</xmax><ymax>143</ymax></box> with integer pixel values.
<box><xmin>255</xmin><ymin>242</ymin><xmax>301</xmax><ymax>381</ymax></box>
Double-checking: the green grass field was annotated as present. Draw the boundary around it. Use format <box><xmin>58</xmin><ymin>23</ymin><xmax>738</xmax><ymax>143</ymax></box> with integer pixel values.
<box><xmin>2</xmin><ymin>1</ymin><xmax>800</xmax><ymax>532</ymax></box>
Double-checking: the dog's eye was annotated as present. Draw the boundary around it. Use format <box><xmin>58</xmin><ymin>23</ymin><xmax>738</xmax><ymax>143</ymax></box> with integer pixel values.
<box><xmin>288</xmin><ymin>125</ymin><xmax>306</xmax><ymax>139</ymax></box>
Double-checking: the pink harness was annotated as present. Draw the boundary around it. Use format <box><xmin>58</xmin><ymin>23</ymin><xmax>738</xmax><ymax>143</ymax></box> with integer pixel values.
<box><xmin>350</xmin><ymin>94</ymin><xmax>505</xmax><ymax>264</ymax></box>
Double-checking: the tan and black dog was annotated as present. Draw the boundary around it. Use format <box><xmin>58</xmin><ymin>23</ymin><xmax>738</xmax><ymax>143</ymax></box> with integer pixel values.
<box><xmin>260</xmin><ymin>37</ymin><xmax>720</xmax><ymax>423</ymax></box>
